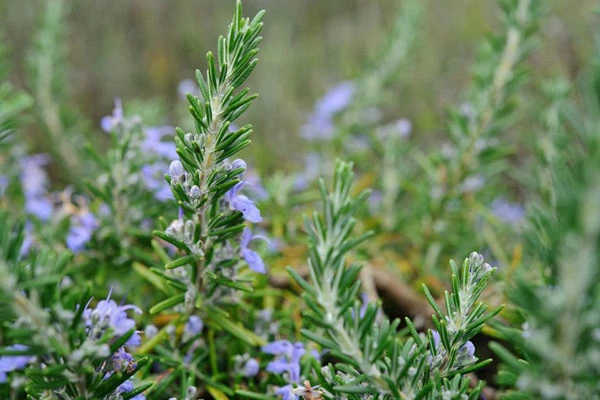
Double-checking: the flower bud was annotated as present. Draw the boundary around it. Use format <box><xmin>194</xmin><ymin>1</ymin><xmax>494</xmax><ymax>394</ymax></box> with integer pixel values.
<box><xmin>169</xmin><ymin>160</ymin><xmax>185</xmax><ymax>183</ymax></box>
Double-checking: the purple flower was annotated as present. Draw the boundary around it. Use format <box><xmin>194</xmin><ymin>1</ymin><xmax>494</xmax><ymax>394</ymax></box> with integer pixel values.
<box><xmin>83</xmin><ymin>291</ymin><xmax>142</xmax><ymax>346</ymax></box>
<box><xmin>226</xmin><ymin>182</ymin><xmax>262</xmax><ymax>223</ymax></box>
<box><xmin>20</xmin><ymin>154</ymin><xmax>53</xmax><ymax>221</ymax></box>
<box><xmin>301</xmin><ymin>81</ymin><xmax>355</xmax><ymax>140</ymax></box>
<box><xmin>240</xmin><ymin>228</ymin><xmax>267</xmax><ymax>274</ymax></box>
<box><xmin>359</xmin><ymin>292</ymin><xmax>368</xmax><ymax>319</ymax></box>
<box><xmin>351</xmin><ymin>292</ymin><xmax>369</xmax><ymax>320</ymax></box>
<box><xmin>177</xmin><ymin>79</ymin><xmax>200</xmax><ymax>100</ymax></box>
<box><xmin>20</xmin><ymin>221</ymin><xmax>34</xmax><ymax>256</ymax></box>
<box><xmin>101</xmin><ymin>98</ymin><xmax>124</xmax><ymax>133</ymax></box>
<box><xmin>141</xmin><ymin>163</ymin><xmax>173</xmax><ymax>201</ymax></box>
<box><xmin>0</xmin><ymin>345</ymin><xmax>33</xmax><ymax>383</ymax></box>
<box><xmin>262</xmin><ymin>340</ymin><xmax>305</xmax><ymax>383</ymax></box>
<box><xmin>66</xmin><ymin>211</ymin><xmax>99</xmax><ymax>253</ymax></box>
<box><xmin>456</xmin><ymin>341</ymin><xmax>476</xmax><ymax>367</ymax></box>
<box><xmin>242</xmin><ymin>358</ymin><xmax>259</xmax><ymax>377</ymax></box>
<box><xmin>25</xmin><ymin>197</ymin><xmax>54</xmax><ymax>221</ymax></box>
<box><xmin>104</xmin><ymin>373</ymin><xmax>146</xmax><ymax>400</ymax></box>
<box><xmin>112</xmin><ymin>347</ymin><xmax>136</xmax><ymax>372</ymax></box>
<box><xmin>183</xmin><ymin>316</ymin><xmax>203</xmax><ymax>340</ymax></box>
<box><xmin>301</xmin><ymin>114</ymin><xmax>335</xmax><ymax>140</ymax></box>
<box><xmin>276</xmin><ymin>384</ymin><xmax>297</xmax><ymax>400</ymax></box>
<box><xmin>459</xmin><ymin>341</ymin><xmax>475</xmax><ymax>358</ymax></box>
<box><xmin>315</xmin><ymin>81</ymin><xmax>355</xmax><ymax>117</ymax></box>
<box><xmin>0</xmin><ymin>174</ymin><xmax>8</xmax><ymax>196</ymax></box>
<box><xmin>230</xmin><ymin>159</ymin><xmax>247</xmax><ymax>172</ymax></box>
<box><xmin>142</xmin><ymin>126</ymin><xmax>178</xmax><ymax>160</ymax></box>
<box><xmin>431</xmin><ymin>330</ymin><xmax>441</xmax><ymax>350</ymax></box>
<box><xmin>491</xmin><ymin>198</ymin><xmax>525</xmax><ymax>225</ymax></box>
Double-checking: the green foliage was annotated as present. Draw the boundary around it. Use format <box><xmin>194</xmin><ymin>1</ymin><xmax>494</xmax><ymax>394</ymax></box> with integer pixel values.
<box><xmin>290</xmin><ymin>160</ymin><xmax>499</xmax><ymax>399</ymax></box>
<box><xmin>27</xmin><ymin>0</ymin><xmax>93</xmax><ymax>180</ymax></box>
<box><xmin>490</xmin><ymin>30</ymin><xmax>600</xmax><ymax>399</ymax></box>
<box><xmin>0</xmin><ymin>37</ymin><xmax>32</xmax><ymax>144</ymax></box>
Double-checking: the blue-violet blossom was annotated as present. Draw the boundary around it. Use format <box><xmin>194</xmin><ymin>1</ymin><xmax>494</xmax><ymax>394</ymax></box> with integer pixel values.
<box><xmin>491</xmin><ymin>198</ymin><xmax>525</xmax><ymax>225</ymax></box>
<box><xmin>240</xmin><ymin>228</ymin><xmax>267</xmax><ymax>274</ymax></box>
<box><xmin>101</xmin><ymin>98</ymin><xmax>124</xmax><ymax>133</ymax></box>
<box><xmin>66</xmin><ymin>210</ymin><xmax>99</xmax><ymax>253</ymax></box>
<box><xmin>262</xmin><ymin>340</ymin><xmax>305</xmax><ymax>383</ymax></box>
<box><xmin>226</xmin><ymin>182</ymin><xmax>262</xmax><ymax>223</ymax></box>
<box><xmin>301</xmin><ymin>81</ymin><xmax>355</xmax><ymax>140</ymax></box>
<box><xmin>0</xmin><ymin>345</ymin><xmax>33</xmax><ymax>383</ymax></box>
<box><xmin>20</xmin><ymin>154</ymin><xmax>53</xmax><ymax>221</ymax></box>
<box><xmin>83</xmin><ymin>291</ymin><xmax>142</xmax><ymax>346</ymax></box>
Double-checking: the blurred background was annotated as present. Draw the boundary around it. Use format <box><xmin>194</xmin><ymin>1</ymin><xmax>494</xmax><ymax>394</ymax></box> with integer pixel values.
<box><xmin>0</xmin><ymin>0</ymin><xmax>597</xmax><ymax>172</ymax></box>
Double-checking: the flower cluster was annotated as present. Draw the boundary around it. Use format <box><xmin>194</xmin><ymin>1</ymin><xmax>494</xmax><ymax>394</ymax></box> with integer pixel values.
<box><xmin>83</xmin><ymin>291</ymin><xmax>142</xmax><ymax>346</ymax></box>
<box><xmin>262</xmin><ymin>340</ymin><xmax>306</xmax><ymax>400</ymax></box>
<box><xmin>81</xmin><ymin>291</ymin><xmax>144</xmax><ymax>399</ymax></box>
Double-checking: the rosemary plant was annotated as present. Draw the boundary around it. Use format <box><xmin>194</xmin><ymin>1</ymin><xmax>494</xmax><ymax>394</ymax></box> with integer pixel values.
<box><xmin>287</xmin><ymin>160</ymin><xmax>501</xmax><ymax>400</ymax></box>
<box><xmin>0</xmin><ymin>210</ymin><xmax>149</xmax><ymax>399</ymax></box>
<box><xmin>27</xmin><ymin>0</ymin><xmax>90</xmax><ymax>180</ymax></box>
<box><xmin>490</xmin><ymin>33</ymin><xmax>600</xmax><ymax>399</ymax></box>
<box><xmin>2</xmin><ymin>1</ymin><xmax>600</xmax><ymax>399</ymax></box>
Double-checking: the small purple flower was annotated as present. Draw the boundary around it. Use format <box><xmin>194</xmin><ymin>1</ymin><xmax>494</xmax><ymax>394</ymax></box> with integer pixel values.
<box><xmin>351</xmin><ymin>292</ymin><xmax>369</xmax><ymax>320</ymax></box>
<box><xmin>112</xmin><ymin>347</ymin><xmax>136</xmax><ymax>372</ymax></box>
<box><xmin>177</xmin><ymin>79</ymin><xmax>200</xmax><ymax>100</ymax></box>
<box><xmin>232</xmin><ymin>194</ymin><xmax>262</xmax><ymax>223</ymax></box>
<box><xmin>20</xmin><ymin>154</ymin><xmax>49</xmax><ymax>196</ymax></box>
<box><xmin>141</xmin><ymin>163</ymin><xmax>173</xmax><ymax>201</ymax></box>
<box><xmin>262</xmin><ymin>340</ymin><xmax>293</xmax><ymax>356</ymax></box>
<box><xmin>459</xmin><ymin>341</ymin><xmax>475</xmax><ymax>358</ymax></box>
<box><xmin>310</xmin><ymin>349</ymin><xmax>322</xmax><ymax>362</ymax></box>
<box><xmin>20</xmin><ymin>221</ymin><xmax>34</xmax><ymax>256</ymax></box>
<box><xmin>262</xmin><ymin>340</ymin><xmax>305</xmax><ymax>383</ymax></box>
<box><xmin>0</xmin><ymin>345</ymin><xmax>34</xmax><ymax>383</ymax></box>
<box><xmin>230</xmin><ymin>159</ymin><xmax>247</xmax><ymax>172</ymax></box>
<box><xmin>226</xmin><ymin>182</ymin><xmax>262</xmax><ymax>223</ymax></box>
<box><xmin>301</xmin><ymin>114</ymin><xmax>335</xmax><ymax>140</ymax></box>
<box><xmin>104</xmin><ymin>373</ymin><xmax>146</xmax><ymax>400</ymax></box>
<box><xmin>183</xmin><ymin>316</ymin><xmax>203</xmax><ymax>341</ymax></box>
<box><xmin>276</xmin><ymin>384</ymin><xmax>297</xmax><ymax>400</ymax></box>
<box><xmin>456</xmin><ymin>341</ymin><xmax>476</xmax><ymax>368</ymax></box>
<box><xmin>0</xmin><ymin>174</ymin><xmax>8</xmax><ymax>196</ymax></box>
<box><xmin>301</xmin><ymin>81</ymin><xmax>355</xmax><ymax>140</ymax></box>
<box><xmin>25</xmin><ymin>197</ymin><xmax>54</xmax><ymax>221</ymax></box>
<box><xmin>431</xmin><ymin>330</ymin><xmax>441</xmax><ymax>350</ymax></box>
<box><xmin>242</xmin><ymin>358</ymin><xmax>259</xmax><ymax>377</ymax></box>
<box><xmin>491</xmin><ymin>198</ymin><xmax>525</xmax><ymax>225</ymax></box>
<box><xmin>20</xmin><ymin>154</ymin><xmax>53</xmax><ymax>221</ymax></box>
<box><xmin>240</xmin><ymin>228</ymin><xmax>267</xmax><ymax>274</ymax></box>
<box><xmin>359</xmin><ymin>292</ymin><xmax>368</xmax><ymax>319</ymax></box>
<box><xmin>315</xmin><ymin>81</ymin><xmax>355</xmax><ymax>117</ymax></box>
<box><xmin>142</xmin><ymin>126</ymin><xmax>178</xmax><ymax>160</ymax></box>
<box><xmin>101</xmin><ymin>98</ymin><xmax>124</xmax><ymax>133</ymax></box>
<box><xmin>66</xmin><ymin>211</ymin><xmax>99</xmax><ymax>253</ymax></box>
<box><xmin>83</xmin><ymin>291</ymin><xmax>142</xmax><ymax>346</ymax></box>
